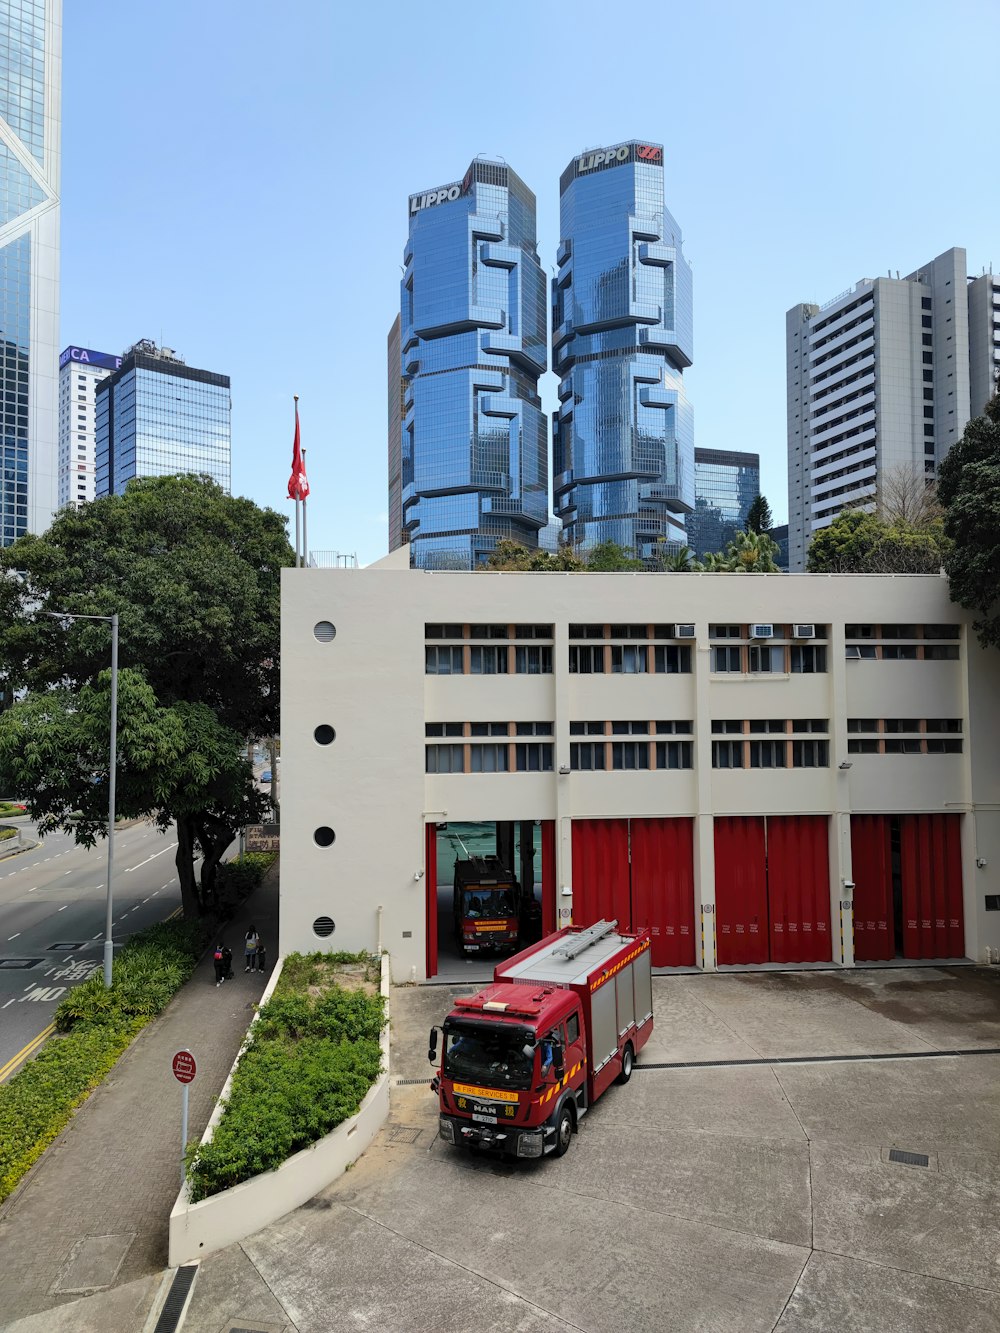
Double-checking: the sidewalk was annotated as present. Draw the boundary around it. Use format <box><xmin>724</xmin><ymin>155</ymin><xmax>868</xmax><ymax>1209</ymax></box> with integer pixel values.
<box><xmin>0</xmin><ymin>861</ymin><xmax>280</xmax><ymax>1331</ymax></box>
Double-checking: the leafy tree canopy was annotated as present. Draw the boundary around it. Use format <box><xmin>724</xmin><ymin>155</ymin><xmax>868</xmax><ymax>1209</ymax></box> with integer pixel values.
<box><xmin>0</xmin><ymin>476</ymin><xmax>294</xmax><ymax>917</ymax></box>
<box><xmin>482</xmin><ymin>539</ymin><xmax>641</xmax><ymax>571</ymax></box>
<box><xmin>746</xmin><ymin>494</ymin><xmax>773</xmax><ymax>535</ymax></box>
<box><xmin>937</xmin><ymin>393</ymin><xmax>1000</xmax><ymax>648</ymax></box>
<box><xmin>693</xmin><ymin>529</ymin><xmax>781</xmax><ymax>573</ymax></box>
<box><xmin>805</xmin><ymin>508</ymin><xmax>948</xmax><ymax>574</ymax></box>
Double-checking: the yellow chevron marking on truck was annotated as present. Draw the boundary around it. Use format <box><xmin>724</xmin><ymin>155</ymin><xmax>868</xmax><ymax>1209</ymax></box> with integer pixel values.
<box><xmin>452</xmin><ymin>1083</ymin><xmax>519</xmax><ymax>1102</ymax></box>
<box><xmin>589</xmin><ymin>938</ymin><xmax>650</xmax><ymax>992</ymax></box>
<box><xmin>538</xmin><ymin>1060</ymin><xmax>584</xmax><ymax>1105</ymax></box>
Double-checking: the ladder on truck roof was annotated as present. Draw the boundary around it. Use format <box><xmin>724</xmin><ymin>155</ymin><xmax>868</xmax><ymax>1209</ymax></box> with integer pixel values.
<box><xmin>552</xmin><ymin>919</ymin><xmax>619</xmax><ymax>961</ymax></box>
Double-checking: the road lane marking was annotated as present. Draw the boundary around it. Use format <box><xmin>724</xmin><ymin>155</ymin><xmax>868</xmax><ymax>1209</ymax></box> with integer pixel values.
<box><xmin>0</xmin><ymin>1023</ymin><xmax>56</xmax><ymax>1082</ymax></box>
<box><xmin>2</xmin><ymin>998</ymin><xmax>14</xmax><ymax>1009</ymax></box>
<box><xmin>58</xmin><ymin>905</ymin><xmax>67</xmax><ymax>911</ymax></box>
<box><xmin>64</xmin><ymin>870</ymin><xmax>71</xmax><ymax>875</ymax></box>
<box><xmin>7</xmin><ymin>933</ymin><xmax>20</xmax><ymax>940</ymax></box>
<box><xmin>123</xmin><ymin>844</ymin><xmax>177</xmax><ymax>874</ymax></box>
<box><xmin>92</xmin><ymin>933</ymin><xmax>102</xmax><ymax>940</ymax></box>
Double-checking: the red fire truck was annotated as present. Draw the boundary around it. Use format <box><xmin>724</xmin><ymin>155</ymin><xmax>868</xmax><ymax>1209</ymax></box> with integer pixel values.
<box><xmin>429</xmin><ymin>919</ymin><xmax>652</xmax><ymax>1159</ymax></box>
<box><xmin>452</xmin><ymin>856</ymin><xmax>521</xmax><ymax>955</ymax></box>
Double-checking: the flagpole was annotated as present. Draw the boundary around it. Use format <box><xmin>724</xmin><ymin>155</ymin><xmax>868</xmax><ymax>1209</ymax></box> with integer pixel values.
<box><xmin>302</xmin><ymin>450</ymin><xmax>309</xmax><ymax>568</ymax></box>
<box><xmin>293</xmin><ymin>395</ymin><xmax>301</xmax><ymax>568</ymax></box>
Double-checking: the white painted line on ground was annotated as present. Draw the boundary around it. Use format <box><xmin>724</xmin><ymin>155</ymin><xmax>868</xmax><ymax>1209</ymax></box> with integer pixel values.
<box><xmin>7</xmin><ymin>933</ymin><xmax>20</xmax><ymax>940</ymax></box>
<box><xmin>92</xmin><ymin>933</ymin><xmax>102</xmax><ymax>940</ymax></box>
<box><xmin>151</xmin><ymin>890</ymin><xmax>159</xmax><ymax>897</ymax></box>
<box><xmin>57</xmin><ymin>905</ymin><xmax>67</xmax><ymax>911</ymax></box>
<box><xmin>63</xmin><ymin>870</ymin><xmax>71</xmax><ymax>876</ymax></box>
<box><xmin>28</xmin><ymin>888</ymin><xmax>36</xmax><ymax>893</ymax></box>
<box><xmin>123</xmin><ymin>844</ymin><xmax>177</xmax><ymax>874</ymax></box>
<box><xmin>2</xmin><ymin>998</ymin><xmax>14</xmax><ymax>1008</ymax></box>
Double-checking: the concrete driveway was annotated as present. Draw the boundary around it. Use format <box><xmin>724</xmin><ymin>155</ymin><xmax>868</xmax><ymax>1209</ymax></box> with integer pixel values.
<box><xmin>181</xmin><ymin>966</ymin><xmax>1000</xmax><ymax>1333</ymax></box>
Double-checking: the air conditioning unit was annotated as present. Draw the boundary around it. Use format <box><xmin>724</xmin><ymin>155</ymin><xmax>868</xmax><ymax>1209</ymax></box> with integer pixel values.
<box><xmin>674</xmin><ymin>623</ymin><xmax>696</xmax><ymax>639</ymax></box>
<box><xmin>750</xmin><ymin>623</ymin><xmax>774</xmax><ymax>639</ymax></box>
<box><xmin>793</xmin><ymin>624</ymin><xmax>816</xmax><ymax>639</ymax></box>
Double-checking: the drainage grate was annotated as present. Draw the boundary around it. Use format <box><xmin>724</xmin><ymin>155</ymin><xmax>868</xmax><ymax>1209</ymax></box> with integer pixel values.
<box><xmin>47</xmin><ymin>942</ymin><xmax>86</xmax><ymax>952</ymax></box>
<box><xmin>388</xmin><ymin>1126</ymin><xmax>423</xmax><ymax>1145</ymax></box>
<box><xmin>393</xmin><ymin>1077</ymin><xmax>434</xmax><ymax>1087</ymax></box>
<box><xmin>635</xmin><ymin>1046</ymin><xmax>1000</xmax><ymax>1071</ymax></box>
<box><xmin>0</xmin><ymin>958</ymin><xmax>43</xmax><ymax>969</ymax></box>
<box><xmin>889</xmin><ymin>1148</ymin><xmax>930</xmax><ymax>1168</ymax></box>
<box><xmin>152</xmin><ymin>1264</ymin><xmax>197</xmax><ymax>1333</ymax></box>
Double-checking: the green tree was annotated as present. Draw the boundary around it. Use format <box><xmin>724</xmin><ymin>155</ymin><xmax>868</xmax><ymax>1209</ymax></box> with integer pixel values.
<box><xmin>806</xmin><ymin>508</ymin><xmax>947</xmax><ymax>574</ymax></box>
<box><xmin>938</xmin><ymin>393</ymin><xmax>1000</xmax><ymax>647</ymax></box>
<box><xmin>693</xmin><ymin>530</ymin><xmax>781</xmax><ymax>573</ymax></box>
<box><xmin>0</xmin><ymin>476</ymin><xmax>294</xmax><ymax>918</ymax></box>
<box><xmin>746</xmin><ymin>494</ymin><xmax>773</xmax><ymax>535</ymax></box>
<box><xmin>584</xmin><ymin>541</ymin><xmax>643</xmax><ymax>571</ymax></box>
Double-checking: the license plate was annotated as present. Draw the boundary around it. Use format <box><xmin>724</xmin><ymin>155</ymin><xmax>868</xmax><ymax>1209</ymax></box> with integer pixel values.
<box><xmin>464</xmin><ymin>945</ymin><xmax>479</xmax><ymax>951</ymax></box>
<box><xmin>472</xmin><ymin>1113</ymin><xmax>497</xmax><ymax>1124</ymax></box>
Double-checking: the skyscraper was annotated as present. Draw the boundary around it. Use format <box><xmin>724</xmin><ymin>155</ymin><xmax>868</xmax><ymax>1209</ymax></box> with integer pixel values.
<box><xmin>386</xmin><ymin>313</ymin><xmax>406</xmax><ymax>553</ymax></box>
<box><xmin>786</xmin><ymin>247</ymin><xmax>997</xmax><ymax>571</ymax></box>
<box><xmin>0</xmin><ymin>0</ymin><xmax>61</xmax><ymax>546</ymax></box>
<box><xmin>398</xmin><ymin>158</ymin><xmax>548</xmax><ymax>569</ymax></box>
<box><xmin>687</xmin><ymin>447</ymin><xmax>760</xmax><ymax>560</ymax></box>
<box><xmin>58</xmin><ymin>345</ymin><xmax>120</xmax><ymax>509</ymax></box>
<box><xmin>553</xmin><ymin>140</ymin><xmax>694</xmax><ymax>562</ymax></box>
<box><xmin>95</xmin><ymin>340</ymin><xmax>231</xmax><ymax>498</ymax></box>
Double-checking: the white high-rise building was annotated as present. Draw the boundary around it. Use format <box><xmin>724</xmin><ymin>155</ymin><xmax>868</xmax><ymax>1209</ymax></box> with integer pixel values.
<box><xmin>57</xmin><ymin>346</ymin><xmax>120</xmax><ymax>509</ymax></box>
<box><xmin>786</xmin><ymin>248</ymin><xmax>997</xmax><ymax>571</ymax></box>
<box><xmin>0</xmin><ymin>0</ymin><xmax>61</xmax><ymax>545</ymax></box>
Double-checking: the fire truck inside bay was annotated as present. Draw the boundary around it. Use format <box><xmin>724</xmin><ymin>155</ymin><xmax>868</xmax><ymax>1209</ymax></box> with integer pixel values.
<box><xmin>429</xmin><ymin>920</ymin><xmax>652</xmax><ymax>1159</ymax></box>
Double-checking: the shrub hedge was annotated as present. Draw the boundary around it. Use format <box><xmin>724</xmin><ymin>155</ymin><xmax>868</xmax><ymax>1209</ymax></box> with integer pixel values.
<box><xmin>186</xmin><ymin>950</ymin><xmax>384</xmax><ymax>1201</ymax></box>
<box><xmin>0</xmin><ymin>827</ymin><xmax>15</xmax><ymax>842</ymax></box>
<box><xmin>0</xmin><ymin>918</ymin><xmax>208</xmax><ymax>1202</ymax></box>
<box><xmin>216</xmin><ymin>851</ymin><xmax>277</xmax><ymax>901</ymax></box>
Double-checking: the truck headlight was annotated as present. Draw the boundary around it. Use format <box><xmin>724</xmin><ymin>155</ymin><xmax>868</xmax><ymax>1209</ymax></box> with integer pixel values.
<box><xmin>516</xmin><ymin>1130</ymin><xmax>544</xmax><ymax>1158</ymax></box>
<box><xmin>438</xmin><ymin>1118</ymin><xmax>456</xmax><ymax>1145</ymax></box>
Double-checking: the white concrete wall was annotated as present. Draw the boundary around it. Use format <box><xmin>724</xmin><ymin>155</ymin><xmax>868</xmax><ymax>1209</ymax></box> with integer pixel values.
<box><xmin>280</xmin><ymin>568</ymin><xmax>999</xmax><ymax>978</ymax></box>
<box><xmin>168</xmin><ymin>954</ymin><xmax>391</xmax><ymax>1268</ymax></box>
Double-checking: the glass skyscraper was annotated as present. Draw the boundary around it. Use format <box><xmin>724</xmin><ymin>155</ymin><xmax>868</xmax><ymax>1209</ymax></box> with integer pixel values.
<box><xmin>687</xmin><ymin>447</ymin><xmax>760</xmax><ymax>560</ymax></box>
<box><xmin>0</xmin><ymin>0</ymin><xmax>61</xmax><ymax>546</ymax></box>
<box><xmin>398</xmin><ymin>158</ymin><xmax>547</xmax><ymax>569</ymax></box>
<box><xmin>553</xmin><ymin>140</ymin><xmax>694</xmax><ymax>562</ymax></box>
<box><xmin>95</xmin><ymin>341</ymin><xmax>231</xmax><ymax>497</ymax></box>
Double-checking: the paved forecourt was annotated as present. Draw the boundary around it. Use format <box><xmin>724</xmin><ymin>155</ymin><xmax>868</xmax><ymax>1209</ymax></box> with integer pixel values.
<box><xmin>178</xmin><ymin>965</ymin><xmax>1000</xmax><ymax>1333</ymax></box>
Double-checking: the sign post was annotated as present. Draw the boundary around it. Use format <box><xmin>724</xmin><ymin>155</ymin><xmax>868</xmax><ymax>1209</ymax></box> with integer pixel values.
<box><xmin>171</xmin><ymin>1049</ymin><xmax>197</xmax><ymax>1188</ymax></box>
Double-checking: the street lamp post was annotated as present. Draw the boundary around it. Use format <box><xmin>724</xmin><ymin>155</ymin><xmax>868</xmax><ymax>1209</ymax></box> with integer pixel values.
<box><xmin>46</xmin><ymin>611</ymin><xmax>119</xmax><ymax>988</ymax></box>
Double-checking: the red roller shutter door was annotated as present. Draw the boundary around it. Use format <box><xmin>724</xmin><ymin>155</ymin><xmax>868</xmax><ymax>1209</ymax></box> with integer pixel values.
<box><xmin>630</xmin><ymin>818</ymin><xmax>696</xmax><ymax>967</ymax></box>
<box><xmin>571</xmin><ymin>819</ymin><xmax>631</xmax><ymax>928</ymax></box>
<box><xmin>714</xmin><ymin>817</ymin><xmax>768</xmax><ymax>964</ymax></box>
<box><xmin>851</xmin><ymin>815</ymin><xmax>894</xmax><ymax>961</ymax></box>
<box><xmin>766</xmin><ymin>815</ymin><xmax>832</xmax><ymax>964</ymax></box>
<box><xmin>900</xmin><ymin>814</ymin><xmax>964</xmax><ymax>959</ymax></box>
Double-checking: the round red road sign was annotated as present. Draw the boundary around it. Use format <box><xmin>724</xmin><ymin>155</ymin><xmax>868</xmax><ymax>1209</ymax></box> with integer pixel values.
<box><xmin>171</xmin><ymin>1050</ymin><xmax>196</xmax><ymax>1084</ymax></box>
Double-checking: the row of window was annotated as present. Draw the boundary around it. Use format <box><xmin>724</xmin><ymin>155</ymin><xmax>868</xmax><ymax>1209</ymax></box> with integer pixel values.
<box><xmin>425</xmin><ymin>720</ymin><xmax>551</xmax><ymax>737</ymax></box>
<box><xmin>425</xmin><ymin>623</ymin><xmax>553</xmax><ymax>640</ymax></box>
<box><xmin>425</xmin><ymin>638</ymin><xmax>959</xmax><ymax>675</ymax></box>
<box><xmin>713</xmin><ymin>739</ymin><xmax>829</xmax><ymax>768</ymax></box>
<box><xmin>847</xmin><ymin>718</ymin><xmax>962</xmax><ymax>733</ymax></box>
<box><xmin>426</xmin><ymin>743</ymin><xmax>553</xmax><ymax>773</ymax></box>
<box><xmin>847</xmin><ymin>738</ymin><xmax>963</xmax><ymax>755</ymax></box>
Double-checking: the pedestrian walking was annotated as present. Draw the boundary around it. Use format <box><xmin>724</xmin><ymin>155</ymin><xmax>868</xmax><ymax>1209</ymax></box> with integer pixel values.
<box><xmin>244</xmin><ymin>925</ymin><xmax>260</xmax><ymax>972</ymax></box>
<box><xmin>256</xmin><ymin>940</ymin><xmax>267</xmax><ymax>973</ymax></box>
<box><xmin>222</xmin><ymin>943</ymin><xmax>234</xmax><ymax>980</ymax></box>
<box><xmin>213</xmin><ymin>944</ymin><xmax>226</xmax><ymax>987</ymax></box>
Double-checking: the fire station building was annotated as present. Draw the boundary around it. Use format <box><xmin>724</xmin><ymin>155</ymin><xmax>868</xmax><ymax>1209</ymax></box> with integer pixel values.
<box><xmin>279</xmin><ymin>553</ymin><xmax>1000</xmax><ymax>981</ymax></box>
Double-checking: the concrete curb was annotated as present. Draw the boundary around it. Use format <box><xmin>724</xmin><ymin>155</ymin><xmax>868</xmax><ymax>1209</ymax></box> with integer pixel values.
<box><xmin>167</xmin><ymin>952</ymin><xmax>391</xmax><ymax>1267</ymax></box>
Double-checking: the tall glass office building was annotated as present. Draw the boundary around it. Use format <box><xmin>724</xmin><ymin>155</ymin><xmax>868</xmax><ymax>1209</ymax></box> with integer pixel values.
<box><xmin>0</xmin><ymin>0</ymin><xmax>61</xmax><ymax>546</ymax></box>
<box><xmin>687</xmin><ymin>447</ymin><xmax>760</xmax><ymax>560</ymax></box>
<box><xmin>553</xmin><ymin>141</ymin><xmax>694</xmax><ymax>562</ymax></box>
<box><xmin>95</xmin><ymin>341</ymin><xmax>231</xmax><ymax>497</ymax></box>
<box><xmin>398</xmin><ymin>158</ymin><xmax>547</xmax><ymax>569</ymax></box>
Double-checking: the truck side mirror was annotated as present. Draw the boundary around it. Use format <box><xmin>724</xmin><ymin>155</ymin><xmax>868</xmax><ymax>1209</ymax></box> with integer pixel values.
<box><xmin>428</xmin><ymin>1027</ymin><xmax>438</xmax><ymax>1063</ymax></box>
<box><xmin>552</xmin><ymin>1043</ymin><xmax>565</xmax><ymax>1078</ymax></box>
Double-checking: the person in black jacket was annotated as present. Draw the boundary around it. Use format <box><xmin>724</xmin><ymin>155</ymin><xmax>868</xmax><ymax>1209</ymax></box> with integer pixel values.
<box><xmin>213</xmin><ymin>944</ymin><xmax>226</xmax><ymax>986</ymax></box>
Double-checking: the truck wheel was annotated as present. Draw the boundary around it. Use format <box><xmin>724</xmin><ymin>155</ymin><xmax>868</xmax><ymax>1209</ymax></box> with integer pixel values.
<box><xmin>616</xmin><ymin>1043</ymin><xmax>634</xmax><ymax>1085</ymax></box>
<box><xmin>553</xmin><ymin>1102</ymin><xmax>574</xmax><ymax>1157</ymax></box>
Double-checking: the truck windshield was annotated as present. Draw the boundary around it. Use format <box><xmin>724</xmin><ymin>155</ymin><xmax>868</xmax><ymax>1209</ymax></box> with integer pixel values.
<box><xmin>443</xmin><ymin>1023</ymin><xmax>535</xmax><ymax>1091</ymax></box>
<box><xmin>462</xmin><ymin>889</ymin><xmax>516</xmax><ymax>918</ymax></box>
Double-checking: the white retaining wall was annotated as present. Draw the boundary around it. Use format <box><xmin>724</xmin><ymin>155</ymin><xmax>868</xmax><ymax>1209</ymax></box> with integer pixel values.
<box><xmin>168</xmin><ymin>953</ymin><xmax>391</xmax><ymax>1268</ymax></box>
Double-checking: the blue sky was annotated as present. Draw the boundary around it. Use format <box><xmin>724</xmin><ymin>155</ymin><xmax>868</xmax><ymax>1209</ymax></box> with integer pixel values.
<box><xmin>62</xmin><ymin>0</ymin><xmax>999</xmax><ymax>565</ymax></box>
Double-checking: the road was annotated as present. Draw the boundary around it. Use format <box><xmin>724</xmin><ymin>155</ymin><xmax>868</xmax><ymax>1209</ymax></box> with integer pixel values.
<box><xmin>0</xmin><ymin>819</ymin><xmax>191</xmax><ymax>1080</ymax></box>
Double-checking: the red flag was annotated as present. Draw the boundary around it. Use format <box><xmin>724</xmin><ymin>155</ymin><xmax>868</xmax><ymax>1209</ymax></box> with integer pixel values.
<box><xmin>287</xmin><ymin>399</ymin><xmax>309</xmax><ymax>501</ymax></box>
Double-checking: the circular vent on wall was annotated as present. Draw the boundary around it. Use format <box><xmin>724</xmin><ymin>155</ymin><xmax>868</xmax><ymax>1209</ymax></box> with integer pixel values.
<box><xmin>313</xmin><ymin>621</ymin><xmax>336</xmax><ymax>642</ymax></box>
